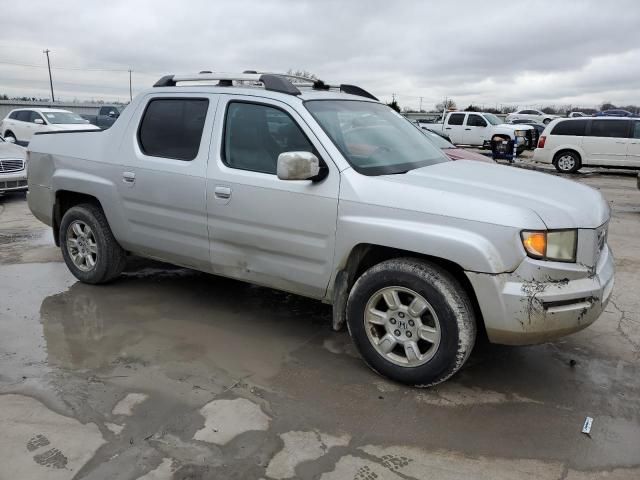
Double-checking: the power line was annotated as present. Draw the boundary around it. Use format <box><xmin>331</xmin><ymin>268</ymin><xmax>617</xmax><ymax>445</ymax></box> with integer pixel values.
<box><xmin>0</xmin><ymin>59</ymin><xmax>132</xmax><ymax>73</ymax></box>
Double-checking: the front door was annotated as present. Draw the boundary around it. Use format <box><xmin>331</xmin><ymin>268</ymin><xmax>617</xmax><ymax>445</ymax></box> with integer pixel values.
<box><xmin>463</xmin><ymin>113</ymin><xmax>488</xmax><ymax>146</ymax></box>
<box><xmin>115</xmin><ymin>94</ymin><xmax>217</xmax><ymax>269</ymax></box>
<box><xmin>582</xmin><ymin>119</ymin><xmax>631</xmax><ymax>166</ymax></box>
<box><xmin>206</xmin><ymin>96</ymin><xmax>339</xmax><ymax>299</ymax></box>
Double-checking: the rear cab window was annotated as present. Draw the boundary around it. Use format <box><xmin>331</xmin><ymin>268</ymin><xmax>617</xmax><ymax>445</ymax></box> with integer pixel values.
<box><xmin>551</xmin><ymin>120</ymin><xmax>587</xmax><ymax>136</ymax></box>
<box><xmin>138</xmin><ymin>98</ymin><xmax>209</xmax><ymax>161</ymax></box>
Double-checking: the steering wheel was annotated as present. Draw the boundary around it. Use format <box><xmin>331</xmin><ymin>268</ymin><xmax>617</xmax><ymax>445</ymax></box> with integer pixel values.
<box><xmin>365</xmin><ymin>145</ymin><xmax>392</xmax><ymax>163</ymax></box>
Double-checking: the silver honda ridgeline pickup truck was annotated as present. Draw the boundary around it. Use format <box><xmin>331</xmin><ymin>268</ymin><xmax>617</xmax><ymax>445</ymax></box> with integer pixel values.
<box><xmin>27</xmin><ymin>72</ymin><xmax>614</xmax><ymax>386</ymax></box>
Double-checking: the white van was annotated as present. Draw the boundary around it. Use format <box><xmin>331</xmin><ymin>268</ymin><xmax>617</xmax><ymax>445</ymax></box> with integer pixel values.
<box><xmin>534</xmin><ymin>117</ymin><xmax>640</xmax><ymax>173</ymax></box>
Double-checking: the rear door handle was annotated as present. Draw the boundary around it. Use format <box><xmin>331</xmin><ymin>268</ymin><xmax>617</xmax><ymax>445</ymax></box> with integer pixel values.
<box><xmin>122</xmin><ymin>171</ymin><xmax>136</xmax><ymax>184</ymax></box>
<box><xmin>465</xmin><ymin>128</ymin><xmax>471</xmax><ymax>130</ymax></box>
<box><xmin>214</xmin><ymin>186</ymin><xmax>232</xmax><ymax>199</ymax></box>
<box><xmin>445</xmin><ymin>127</ymin><xmax>452</xmax><ymax>130</ymax></box>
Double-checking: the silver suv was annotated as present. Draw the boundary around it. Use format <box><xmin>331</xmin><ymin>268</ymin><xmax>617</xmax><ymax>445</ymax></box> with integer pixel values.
<box><xmin>27</xmin><ymin>72</ymin><xmax>615</xmax><ymax>386</ymax></box>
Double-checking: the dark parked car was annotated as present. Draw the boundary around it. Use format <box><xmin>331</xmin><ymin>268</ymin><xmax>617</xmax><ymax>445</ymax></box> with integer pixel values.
<box><xmin>594</xmin><ymin>109</ymin><xmax>634</xmax><ymax>117</ymax></box>
<box><xmin>82</xmin><ymin>105</ymin><xmax>125</xmax><ymax>129</ymax></box>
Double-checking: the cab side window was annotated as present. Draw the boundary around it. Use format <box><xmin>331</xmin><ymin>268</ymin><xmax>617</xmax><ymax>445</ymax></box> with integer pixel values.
<box><xmin>447</xmin><ymin>113</ymin><xmax>465</xmax><ymax>126</ymax></box>
<box><xmin>223</xmin><ymin>102</ymin><xmax>315</xmax><ymax>175</ymax></box>
<box><xmin>467</xmin><ymin>114</ymin><xmax>487</xmax><ymax>127</ymax></box>
<box><xmin>138</xmin><ymin>98</ymin><xmax>209</xmax><ymax>161</ymax></box>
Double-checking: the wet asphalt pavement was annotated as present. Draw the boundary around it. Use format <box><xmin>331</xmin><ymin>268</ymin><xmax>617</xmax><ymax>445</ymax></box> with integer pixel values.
<box><xmin>1</xmin><ymin>168</ymin><xmax>639</xmax><ymax>479</ymax></box>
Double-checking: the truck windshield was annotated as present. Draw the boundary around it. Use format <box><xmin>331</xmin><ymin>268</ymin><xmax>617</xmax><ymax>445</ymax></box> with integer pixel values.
<box><xmin>305</xmin><ymin>100</ymin><xmax>449</xmax><ymax>175</ymax></box>
<box><xmin>42</xmin><ymin>112</ymin><xmax>88</xmax><ymax>124</ymax></box>
<box><xmin>483</xmin><ymin>114</ymin><xmax>502</xmax><ymax>125</ymax></box>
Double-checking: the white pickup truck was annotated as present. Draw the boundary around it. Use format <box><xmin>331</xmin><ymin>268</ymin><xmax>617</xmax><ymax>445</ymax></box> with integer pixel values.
<box><xmin>427</xmin><ymin>111</ymin><xmax>537</xmax><ymax>153</ymax></box>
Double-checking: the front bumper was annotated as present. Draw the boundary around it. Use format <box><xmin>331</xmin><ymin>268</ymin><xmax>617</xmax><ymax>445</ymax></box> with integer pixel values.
<box><xmin>466</xmin><ymin>245</ymin><xmax>615</xmax><ymax>345</ymax></box>
<box><xmin>0</xmin><ymin>171</ymin><xmax>28</xmax><ymax>193</ymax></box>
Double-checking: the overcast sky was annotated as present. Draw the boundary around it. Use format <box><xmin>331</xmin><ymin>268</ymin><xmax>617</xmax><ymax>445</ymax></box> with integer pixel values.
<box><xmin>1</xmin><ymin>0</ymin><xmax>640</xmax><ymax>110</ymax></box>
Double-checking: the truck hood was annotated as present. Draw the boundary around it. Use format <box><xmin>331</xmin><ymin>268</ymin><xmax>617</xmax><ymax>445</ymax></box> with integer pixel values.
<box><xmin>368</xmin><ymin>161</ymin><xmax>609</xmax><ymax>229</ymax></box>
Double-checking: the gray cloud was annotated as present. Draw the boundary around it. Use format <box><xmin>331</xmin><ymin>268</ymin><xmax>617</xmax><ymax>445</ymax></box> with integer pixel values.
<box><xmin>1</xmin><ymin>0</ymin><xmax>639</xmax><ymax>109</ymax></box>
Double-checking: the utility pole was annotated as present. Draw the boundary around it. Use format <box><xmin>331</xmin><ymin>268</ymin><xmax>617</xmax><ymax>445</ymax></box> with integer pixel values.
<box><xmin>128</xmin><ymin>69</ymin><xmax>132</xmax><ymax>102</ymax></box>
<box><xmin>419</xmin><ymin>97</ymin><xmax>423</xmax><ymax>112</ymax></box>
<box><xmin>43</xmin><ymin>49</ymin><xmax>55</xmax><ymax>102</ymax></box>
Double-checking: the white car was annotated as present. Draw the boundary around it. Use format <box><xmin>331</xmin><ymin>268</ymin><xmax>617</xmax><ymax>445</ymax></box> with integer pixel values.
<box><xmin>0</xmin><ymin>135</ymin><xmax>28</xmax><ymax>194</ymax></box>
<box><xmin>533</xmin><ymin>117</ymin><xmax>640</xmax><ymax>173</ymax></box>
<box><xmin>568</xmin><ymin>112</ymin><xmax>587</xmax><ymax>118</ymax></box>
<box><xmin>1</xmin><ymin>108</ymin><xmax>99</xmax><ymax>145</ymax></box>
<box><xmin>506</xmin><ymin>109</ymin><xmax>560</xmax><ymax>125</ymax></box>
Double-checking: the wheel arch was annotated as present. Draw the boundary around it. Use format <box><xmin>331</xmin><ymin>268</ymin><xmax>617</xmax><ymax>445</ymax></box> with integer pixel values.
<box><xmin>52</xmin><ymin>190</ymin><xmax>104</xmax><ymax>246</ymax></box>
<box><xmin>553</xmin><ymin>148</ymin><xmax>582</xmax><ymax>164</ymax></box>
<box><xmin>330</xmin><ymin>243</ymin><xmax>487</xmax><ymax>341</ymax></box>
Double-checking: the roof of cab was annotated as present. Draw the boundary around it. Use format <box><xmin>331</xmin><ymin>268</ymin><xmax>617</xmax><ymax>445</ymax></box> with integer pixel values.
<box><xmin>147</xmin><ymin>72</ymin><xmax>379</xmax><ymax>103</ymax></box>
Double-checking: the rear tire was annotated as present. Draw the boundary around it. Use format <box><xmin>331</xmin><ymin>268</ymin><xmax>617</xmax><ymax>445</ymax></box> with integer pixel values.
<box><xmin>59</xmin><ymin>203</ymin><xmax>126</xmax><ymax>284</ymax></box>
<box><xmin>553</xmin><ymin>150</ymin><xmax>581</xmax><ymax>173</ymax></box>
<box><xmin>543</xmin><ymin>118</ymin><xmax>552</xmax><ymax>125</ymax></box>
<box><xmin>346</xmin><ymin>258</ymin><xmax>476</xmax><ymax>387</ymax></box>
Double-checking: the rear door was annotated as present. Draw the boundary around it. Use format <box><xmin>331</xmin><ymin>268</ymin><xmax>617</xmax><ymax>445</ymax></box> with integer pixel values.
<box><xmin>626</xmin><ymin>120</ymin><xmax>640</xmax><ymax>167</ymax></box>
<box><xmin>13</xmin><ymin>111</ymin><xmax>31</xmax><ymax>142</ymax></box>
<box><xmin>462</xmin><ymin>113</ymin><xmax>488</xmax><ymax>146</ymax></box>
<box><xmin>444</xmin><ymin>113</ymin><xmax>466</xmax><ymax>144</ymax></box>
<box><xmin>115</xmin><ymin>93</ymin><xmax>217</xmax><ymax>270</ymax></box>
<box><xmin>583</xmin><ymin>119</ymin><xmax>631</xmax><ymax>166</ymax></box>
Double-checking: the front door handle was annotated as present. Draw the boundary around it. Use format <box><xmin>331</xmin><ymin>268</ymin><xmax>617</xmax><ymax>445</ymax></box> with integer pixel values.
<box><xmin>465</xmin><ymin>128</ymin><xmax>471</xmax><ymax>130</ymax></box>
<box><xmin>445</xmin><ymin>127</ymin><xmax>452</xmax><ymax>130</ymax></box>
<box><xmin>214</xmin><ymin>186</ymin><xmax>232</xmax><ymax>199</ymax></box>
<box><xmin>122</xmin><ymin>171</ymin><xmax>136</xmax><ymax>184</ymax></box>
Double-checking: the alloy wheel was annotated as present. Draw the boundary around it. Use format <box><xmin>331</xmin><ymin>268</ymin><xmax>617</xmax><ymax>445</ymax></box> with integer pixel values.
<box><xmin>66</xmin><ymin>220</ymin><xmax>98</xmax><ymax>272</ymax></box>
<box><xmin>364</xmin><ymin>286</ymin><xmax>441</xmax><ymax>367</ymax></box>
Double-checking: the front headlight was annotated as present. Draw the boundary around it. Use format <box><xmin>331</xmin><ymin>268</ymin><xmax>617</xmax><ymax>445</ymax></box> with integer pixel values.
<box><xmin>521</xmin><ymin>230</ymin><xmax>577</xmax><ymax>262</ymax></box>
<box><xmin>514</xmin><ymin>130</ymin><xmax>527</xmax><ymax>137</ymax></box>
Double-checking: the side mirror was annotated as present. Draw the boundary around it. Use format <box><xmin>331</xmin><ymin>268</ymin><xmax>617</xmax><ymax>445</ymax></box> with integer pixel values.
<box><xmin>277</xmin><ymin>151</ymin><xmax>320</xmax><ymax>180</ymax></box>
<box><xmin>4</xmin><ymin>136</ymin><xmax>15</xmax><ymax>143</ymax></box>
<box><xmin>34</xmin><ymin>118</ymin><xmax>44</xmax><ymax>125</ymax></box>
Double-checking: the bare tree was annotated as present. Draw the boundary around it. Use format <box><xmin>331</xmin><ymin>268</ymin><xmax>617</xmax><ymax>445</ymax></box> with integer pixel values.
<box><xmin>435</xmin><ymin>99</ymin><xmax>456</xmax><ymax>111</ymax></box>
<box><xmin>286</xmin><ymin>69</ymin><xmax>318</xmax><ymax>83</ymax></box>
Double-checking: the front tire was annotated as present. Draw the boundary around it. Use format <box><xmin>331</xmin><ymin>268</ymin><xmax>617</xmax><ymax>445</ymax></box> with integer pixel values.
<box><xmin>543</xmin><ymin>118</ymin><xmax>552</xmax><ymax>125</ymax></box>
<box><xmin>4</xmin><ymin>131</ymin><xmax>16</xmax><ymax>143</ymax></box>
<box><xmin>553</xmin><ymin>151</ymin><xmax>581</xmax><ymax>173</ymax></box>
<box><xmin>346</xmin><ymin>258</ymin><xmax>476</xmax><ymax>387</ymax></box>
<box><xmin>59</xmin><ymin>204</ymin><xmax>126</xmax><ymax>284</ymax></box>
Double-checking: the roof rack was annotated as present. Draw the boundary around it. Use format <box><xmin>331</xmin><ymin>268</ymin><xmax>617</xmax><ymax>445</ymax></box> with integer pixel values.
<box><xmin>153</xmin><ymin>72</ymin><xmax>378</xmax><ymax>101</ymax></box>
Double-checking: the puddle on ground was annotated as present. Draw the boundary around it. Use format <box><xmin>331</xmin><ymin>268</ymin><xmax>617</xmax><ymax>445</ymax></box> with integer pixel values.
<box><xmin>21</xmin><ymin>263</ymin><xmax>331</xmax><ymax>384</ymax></box>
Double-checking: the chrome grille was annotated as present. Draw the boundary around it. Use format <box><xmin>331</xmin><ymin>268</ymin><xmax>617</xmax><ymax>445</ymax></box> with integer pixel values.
<box><xmin>0</xmin><ymin>159</ymin><xmax>24</xmax><ymax>173</ymax></box>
